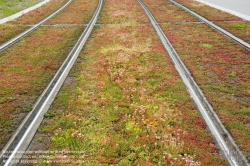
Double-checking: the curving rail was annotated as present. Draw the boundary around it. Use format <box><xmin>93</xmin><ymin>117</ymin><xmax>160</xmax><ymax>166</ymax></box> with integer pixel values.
<box><xmin>137</xmin><ymin>0</ymin><xmax>249</xmax><ymax>165</ymax></box>
<box><xmin>0</xmin><ymin>0</ymin><xmax>74</xmax><ymax>52</ymax></box>
<box><xmin>170</xmin><ymin>0</ymin><xmax>250</xmax><ymax>50</ymax></box>
<box><xmin>0</xmin><ymin>0</ymin><xmax>103</xmax><ymax>165</ymax></box>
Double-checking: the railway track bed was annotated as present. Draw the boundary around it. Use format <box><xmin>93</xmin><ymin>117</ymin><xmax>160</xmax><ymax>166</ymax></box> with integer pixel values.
<box><xmin>0</xmin><ymin>0</ymin><xmax>249</xmax><ymax>165</ymax></box>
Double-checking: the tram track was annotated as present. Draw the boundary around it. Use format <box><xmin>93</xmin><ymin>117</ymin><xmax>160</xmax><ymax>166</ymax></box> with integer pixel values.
<box><xmin>0</xmin><ymin>0</ymin><xmax>249</xmax><ymax>165</ymax></box>
<box><xmin>0</xmin><ymin>0</ymin><xmax>103</xmax><ymax>165</ymax></box>
<box><xmin>138</xmin><ymin>0</ymin><xmax>249</xmax><ymax>165</ymax></box>
<box><xmin>0</xmin><ymin>0</ymin><xmax>73</xmax><ymax>52</ymax></box>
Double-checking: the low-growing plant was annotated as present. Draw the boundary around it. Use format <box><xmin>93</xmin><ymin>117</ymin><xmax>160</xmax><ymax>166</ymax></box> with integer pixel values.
<box><xmin>228</xmin><ymin>71</ymin><xmax>237</xmax><ymax>77</ymax></box>
<box><xmin>240</xmin><ymin>108</ymin><xmax>250</xmax><ymax>114</ymax></box>
<box><xmin>230</xmin><ymin>23</ymin><xmax>249</xmax><ymax>30</ymax></box>
<box><xmin>44</xmin><ymin>112</ymin><xmax>55</xmax><ymax>118</ymax></box>
<box><xmin>22</xmin><ymin>104</ymin><xmax>33</xmax><ymax>112</ymax></box>
<box><xmin>200</xmin><ymin>43</ymin><xmax>213</xmax><ymax>49</ymax></box>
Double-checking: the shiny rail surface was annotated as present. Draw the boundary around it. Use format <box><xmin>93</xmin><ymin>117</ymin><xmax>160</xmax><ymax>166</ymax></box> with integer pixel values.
<box><xmin>0</xmin><ymin>0</ymin><xmax>103</xmax><ymax>165</ymax></box>
<box><xmin>170</xmin><ymin>0</ymin><xmax>250</xmax><ymax>50</ymax></box>
<box><xmin>0</xmin><ymin>0</ymin><xmax>74</xmax><ymax>52</ymax></box>
<box><xmin>137</xmin><ymin>0</ymin><xmax>249</xmax><ymax>165</ymax></box>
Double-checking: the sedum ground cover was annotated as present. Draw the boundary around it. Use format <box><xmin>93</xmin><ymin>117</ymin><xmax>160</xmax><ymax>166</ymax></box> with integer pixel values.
<box><xmin>143</xmin><ymin>0</ymin><xmax>250</xmax><ymax>161</ymax></box>
<box><xmin>33</xmin><ymin>0</ymin><xmax>228</xmax><ymax>165</ymax></box>
<box><xmin>0</xmin><ymin>0</ymin><xmax>97</xmax><ymax>150</ymax></box>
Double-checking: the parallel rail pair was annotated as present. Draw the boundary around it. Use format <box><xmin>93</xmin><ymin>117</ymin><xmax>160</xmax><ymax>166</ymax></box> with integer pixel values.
<box><xmin>0</xmin><ymin>0</ymin><xmax>103</xmax><ymax>165</ymax></box>
<box><xmin>138</xmin><ymin>0</ymin><xmax>249</xmax><ymax>165</ymax></box>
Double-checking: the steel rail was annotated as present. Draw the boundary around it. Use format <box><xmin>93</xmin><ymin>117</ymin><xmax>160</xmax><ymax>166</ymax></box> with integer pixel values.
<box><xmin>137</xmin><ymin>0</ymin><xmax>249</xmax><ymax>165</ymax></box>
<box><xmin>170</xmin><ymin>0</ymin><xmax>250</xmax><ymax>50</ymax></box>
<box><xmin>0</xmin><ymin>0</ymin><xmax>74</xmax><ymax>52</ymax></box>
<box><xmin>0</xmin><ymin>0</ymin><xmax>103</xmax><ymax>165</ymax></box>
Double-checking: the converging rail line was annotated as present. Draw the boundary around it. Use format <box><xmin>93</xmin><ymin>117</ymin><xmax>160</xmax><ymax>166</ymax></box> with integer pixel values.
<box><xmin>0</xmin><ymin>0</ymin><xmax>74</xmax><ymax>52</ymax></box>
<box><xmin>0</xmin><ymin>0</ymin><xmax>103</xmax><ymax>165</ymax></box>
<box><xmin>170</xmin><ymin>0</ymin><xmax>250</xmax><ymax>50</ymax></box>
<box><xmin>137</xmin><ymin>0</ymin><xmax>249</xmax><ymax>165</ymax></box>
